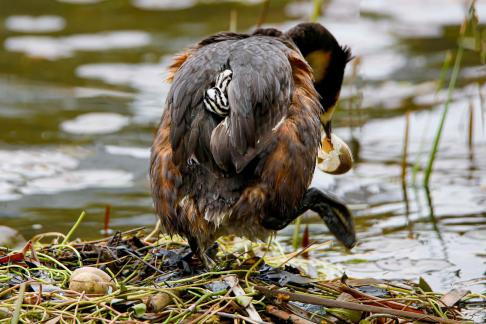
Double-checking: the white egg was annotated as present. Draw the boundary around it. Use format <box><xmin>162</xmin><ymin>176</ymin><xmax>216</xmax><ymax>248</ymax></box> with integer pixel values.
<box><xmin>317</xmin><ymin>133</ymin><xmax>353</xmax><ymax>175</ymax></box>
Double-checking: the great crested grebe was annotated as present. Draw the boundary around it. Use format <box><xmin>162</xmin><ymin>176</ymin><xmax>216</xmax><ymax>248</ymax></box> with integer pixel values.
<box><xmin>150</xmin><ymin>23</ymin><xmax>355</xmax><ymax>265</ymax></box>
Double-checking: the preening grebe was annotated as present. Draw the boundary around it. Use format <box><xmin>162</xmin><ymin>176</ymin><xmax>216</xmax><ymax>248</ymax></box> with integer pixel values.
<box><xmin>150</xmin><ymin>23</ymin><xmax>355</xmax><ymax>265</ymax></box>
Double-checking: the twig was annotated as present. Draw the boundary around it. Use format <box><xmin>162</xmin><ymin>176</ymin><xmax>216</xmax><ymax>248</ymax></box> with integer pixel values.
<box><xmin>256</xmin><ymin>286</ymin><xmax>465</xmax><ymax>324</ymax></box>
<box><xmin>36</xmin><ymin>252</ymin><xmax>72</xmax><ymax>273</ymax></box>
<box><xmin>401</xmin><ymin>111</ymin><xmax>410</xmax><ymax>184</ymax></box>
<box><xmin>73</xmin><ymin>292</ymin><xmax>84</xmax><ymax>324</ymax></box>
<box><xmin>102</xmin><ymin>205</ymin><xmax>111</xmax><ymax>235</ymax></box>
<box><xmin>169</xmin><ymin>290</ymin><xmax>227</xmax><ymax>322</ymax></box>
<box><xmin>189</xmin><ymin>291</ymin><xmax>233</xmax><ymax>324</ymax></box>
<box><xmin>0</xmin><ymin>283</ymin><xmax>25</xmax><ymax>299</ymax></box>
<box><xmin>364</xmin><ymin>313</ymin><xmax>400</xmax><ymax>322</ymax></box>
<box><xmin>196</xmin><ymin>310</ymin><xmax>266</xmax><ymax>324</ymax></box>
<box><xmin>266</xmin><ymin>305</ymin><xmax>314</xmax><ymax>324</ymax></box>
<box><xmin>440</xmin><ymin>288</ymin><xmax>470</xmax><ymax>307</ymax></box>
<box><xmin>224</xmin><ymin>275</ymin><xmax>263</xmax><ymax>323</ymax></box>
<box><xmin>468</xmin><ymin>102</ymin><xmax>474</xmax><ymax>150</ymax></box>
<box><xmin>72</xmin><ymin>227</ymin><xmax>145</xmax><ymax>246</ymax></box>
<box><xmin>30</xmin><ymin>232</ymin><xmax>66</xmax><ymax>244</ymax></box>
<box><xmin>277</xmin><ymin>240</ymin><xmax>328</xmax><ymax>268</ymax></box>
<box><xmin>118</xmin><ymin>246</ymin><xmax>166</xmax><ymax>275</ymax></box>
<box><xmin>11</xmin><ymin>282</ymin><xmax>26</xmax><ymax>324</ymax></box>
<box><xmin>337</xmin><ymin>284</ymin><xmax>423</xmax><ymax>314</ymax></box>
<box><xmin>144</xmin><ymin>219</ymin><xmax>161</xmax><ymax>242</ymax></box>
<box><xmin>301</xmin><ymin>225</ymin><xmax>310</xmax><ymax>258</ymax></box>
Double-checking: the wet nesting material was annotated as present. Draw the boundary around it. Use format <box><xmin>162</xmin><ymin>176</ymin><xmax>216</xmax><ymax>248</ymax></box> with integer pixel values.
<box><xmin>0</xmin><ymin>228</ymin><xmax>481</xmax><ymax>323</ymax></box>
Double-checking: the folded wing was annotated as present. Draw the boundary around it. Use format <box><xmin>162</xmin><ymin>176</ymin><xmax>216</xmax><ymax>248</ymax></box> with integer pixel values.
<box><xmin>168</xmin><ymin>34</ymin><xmax>294</xmax><ymax>174</ymax></box>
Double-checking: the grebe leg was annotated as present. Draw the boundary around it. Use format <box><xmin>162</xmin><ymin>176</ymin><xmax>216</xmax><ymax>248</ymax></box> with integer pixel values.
<box><xmin>262</xmin><ymin>188</ymin><xmax>356</xmax><ymax>249</ymax></box>
<box><xmin>187</xmin><ymin>237</ymin><xmax>218</xmax><ymax>269</ymax></box>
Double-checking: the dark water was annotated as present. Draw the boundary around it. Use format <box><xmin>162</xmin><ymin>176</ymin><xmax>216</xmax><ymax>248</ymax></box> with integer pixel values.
<box><xmin>0</xmin><ymin>0</ymin><xmax>485</xmax><ymax>304</ymax></box>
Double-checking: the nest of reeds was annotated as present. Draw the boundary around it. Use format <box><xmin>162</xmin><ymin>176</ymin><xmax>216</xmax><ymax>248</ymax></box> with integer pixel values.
<box><xmin>0</xmin><ymin>216</ymin><xmax>482</xmax><ymax>324</ymax></box>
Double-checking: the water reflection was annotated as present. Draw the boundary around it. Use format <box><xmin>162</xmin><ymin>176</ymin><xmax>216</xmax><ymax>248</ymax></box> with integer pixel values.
<box><xmin>5</xmin><ymin>31</ymin><xmax>151</xmax><ymax>60</ymax></box>
<box><xmin>5</xmin><ymin>15</ymin><xmax>66</xmax><ymax>33</ymax></box>
<box><xmin>61</xmin><ymin>112</ymin><xmax>130</xmax><ymax>134</ymax></box>
<box><xmin>0</xmin><ymin>0</ymin><xmax>484</xmax><ymax>295</ymax></box>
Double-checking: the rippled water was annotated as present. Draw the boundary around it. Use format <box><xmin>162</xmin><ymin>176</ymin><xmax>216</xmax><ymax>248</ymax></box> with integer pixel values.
<box><xmin>0</xmin><ymin>0</ymin><xmax>485</xmax><ymax>303</ymax></box>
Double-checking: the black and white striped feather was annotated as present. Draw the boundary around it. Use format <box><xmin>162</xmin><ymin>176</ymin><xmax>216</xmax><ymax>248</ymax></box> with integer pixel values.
<box><xmin>203</xmin><ymin>69</ymin><xmax>232</xmax><ymax>117</ymax></box>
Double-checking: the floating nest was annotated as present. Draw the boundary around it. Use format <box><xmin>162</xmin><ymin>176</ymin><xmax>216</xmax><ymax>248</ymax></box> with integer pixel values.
<box><xmin>0</xmin><ymin>220</ymin><xmax>483</xmax><ymax>323</ymax></box>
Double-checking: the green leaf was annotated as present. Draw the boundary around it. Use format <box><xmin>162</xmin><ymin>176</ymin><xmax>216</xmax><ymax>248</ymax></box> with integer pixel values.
<box><xmin>235</xmin><ymin>295</ymin><xmax>252</xmax><ymax>308</ymax></box>
<box><xmin>119</xmin><ymin>282</ymin><xmax>128</xmax><ymax>293</ymax></box>
<box><xmin>328</xmin><ymin>308</ymin><xmax>362</xmax><ymax>323</ymax></box>
<box><xmin>419</xmin><ymin>277</ymin><xmax>433</xmax><ymax>292</ymax></box>
<box><xmin>131</xmin><ymin>303</ymin><xmax>146</xmax><ymax>317</ymax></box>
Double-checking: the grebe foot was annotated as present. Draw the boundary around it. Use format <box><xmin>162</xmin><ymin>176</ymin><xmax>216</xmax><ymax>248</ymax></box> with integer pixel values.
<box><xmin>187</xmin><ymin>237</ymin><xmax>219</xmax><ymax>270</ymax></box>
<box><xmin>262</xmin><ymin>187</ymin><xmax>356</xmax><ymax>249</ymax></box>
<box><xmin>301</xmin><ymin>188</ymin><xmax>356</xmax><ymax>249</ymax></box>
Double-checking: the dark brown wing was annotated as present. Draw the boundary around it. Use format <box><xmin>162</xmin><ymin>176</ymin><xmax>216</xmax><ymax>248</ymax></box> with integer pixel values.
<box><xmin>168</xmin><ymin>34</ymin><xmax>295</xmax><ymax>174</ymax></box>
<box><xmin>168</xmin><ymin>33</ymin><xmax>248</xmax><ymax>167</ymax></box>
<box><xmin>210</xmin><ymin>37</ymin><xmax>293</xmax><ymax>173</ymax></box>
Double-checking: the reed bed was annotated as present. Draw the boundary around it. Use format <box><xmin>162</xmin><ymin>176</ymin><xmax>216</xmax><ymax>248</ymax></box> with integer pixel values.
<box><xmin>0</xmin><ymin>217</ymin><xmax>481</xmax><ymax>324</ymax></box>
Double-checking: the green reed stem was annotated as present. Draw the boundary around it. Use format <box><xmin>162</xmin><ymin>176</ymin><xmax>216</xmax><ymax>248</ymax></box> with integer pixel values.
<box><xmin>436</xmin><ymin>51</ymin><xmax>453</xmax><ymax>94</ymax></box>
<box><xmin>423</xmin><ymin>1</ymin><xmax>478</xmax><ymax>186</ymax></box>
<box><xmin>411</xmin><ymin>51</ymin><xmax>452</xmax><ymax>186</ymax></box>
<box><xmin>61</xmin><ymin>211</ymin><xmax>86</xmax><ymax>245</ymax></box>
<box><xmin>423</xmin><ymin>46</ymin><xmax>464</xmax><ymax>187</ymax></box>
<box><xmin>291</xmin><ymin>217</ymin><xmax>301</xmax><ymax>250</ymax></box>
<box><xmin>311</xmin><ymin>0</ymin><xmax>323</xmax><ymax>22</ymax></box>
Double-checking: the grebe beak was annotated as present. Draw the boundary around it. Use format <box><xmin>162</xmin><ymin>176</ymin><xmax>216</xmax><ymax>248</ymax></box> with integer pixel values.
<box><xmin>317</xmin><ymin>122</ymin><xmax>353</xmax><ymax>175</ymax></box>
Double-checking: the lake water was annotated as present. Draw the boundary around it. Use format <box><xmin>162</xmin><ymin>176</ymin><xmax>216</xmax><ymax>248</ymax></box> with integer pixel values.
<box><xmin>0</xmin><ymin>0</ymin><xmax>485</xmax><ymax>305</ymax></box>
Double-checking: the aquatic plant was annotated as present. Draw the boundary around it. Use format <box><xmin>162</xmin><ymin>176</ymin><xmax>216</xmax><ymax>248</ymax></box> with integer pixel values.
<box><xmin>0</xmin><ymin>213</ymin><xmax>480</xmax><ymax>323</ymax></box>
<box><xmin>423</xmin><ymin>0</ymin><xmax>481</xmax><ymax>187</ymax></box>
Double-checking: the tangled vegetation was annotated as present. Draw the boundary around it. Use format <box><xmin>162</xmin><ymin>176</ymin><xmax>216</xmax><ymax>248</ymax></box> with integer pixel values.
<box><xmin>0</xmin><ymin>213</ymin><xmax>482</xmax><ymax>323</ymax></box>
